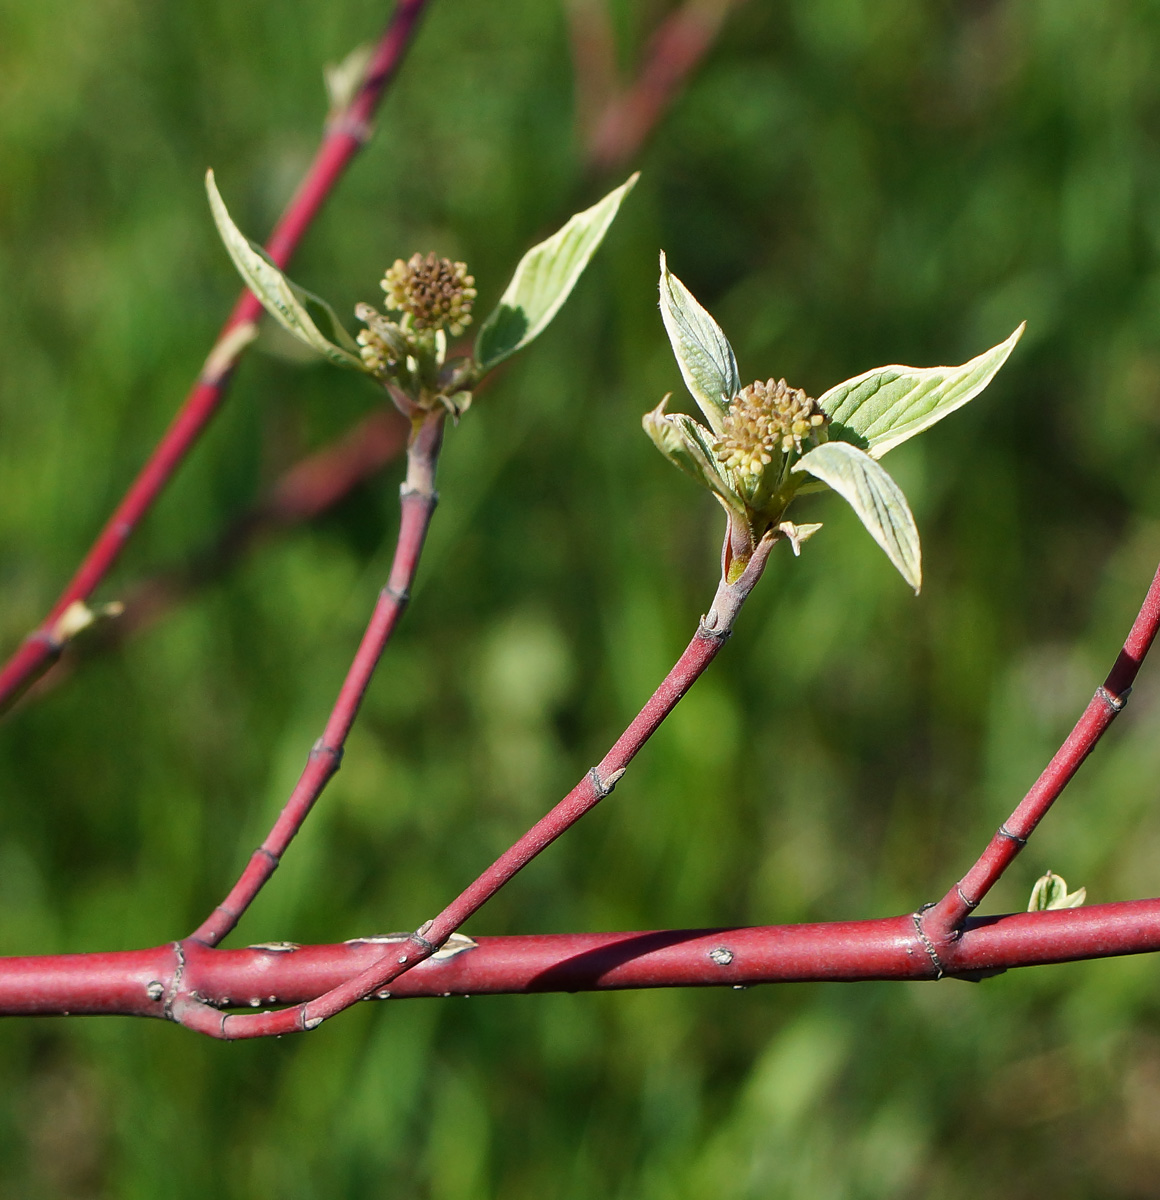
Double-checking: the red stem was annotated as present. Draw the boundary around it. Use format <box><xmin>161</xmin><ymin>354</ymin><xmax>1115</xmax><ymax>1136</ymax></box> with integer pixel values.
<box><xmin>6</xmin><ymin>545</ymin><xmax>1160</xmax><ymax>1035</ymax></box>
<box><xmin>7</xmin><ymin>899</ymin><xmax>1160</xmax><ymax>1020</ymax></box>
<box><xmin>921</xmin><ymin>558</ymin><xmax>1160</xmax><ymax>953</ymax></box>
<box><xmin>169</xmin><ymin>532</ymin><xmax>777</xmax><ymax>1037</ymax></box>
<box><xmin>189</xmin><ymin>412</ymin><xmax>443</xmax><ymax>948</ymax></box>
<box><xmin>585</xmin><ymin>0</ymin><xmax>743</xmax><ymax>172</ymax></box>
<box><xmin>0</xmin><ymin>0</ymin><xmax>433</xmax><ymax>715</ymax></box>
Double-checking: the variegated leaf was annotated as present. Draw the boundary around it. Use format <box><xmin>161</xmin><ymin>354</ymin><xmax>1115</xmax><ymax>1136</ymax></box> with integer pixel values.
<box><xmin>793</xmin><ymin>440</ymin><xmax>922</xmax><ymax>592</ymax></box>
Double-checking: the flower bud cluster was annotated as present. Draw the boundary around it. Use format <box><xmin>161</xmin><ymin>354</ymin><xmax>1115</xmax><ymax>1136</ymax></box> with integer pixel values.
<box><xmin>354</xmin><ymin>302</ymin><xmax>406</xmax><ymax>376</ymax></box>
<box><xmin>381</xmin><ymin>252</ymin><xmax>477</xmax><ymax>336</ymax></box>
<box><xmin>714</xmin><ymin>378</ymin><xmax>827</xmax><ymax>481</ymax></box>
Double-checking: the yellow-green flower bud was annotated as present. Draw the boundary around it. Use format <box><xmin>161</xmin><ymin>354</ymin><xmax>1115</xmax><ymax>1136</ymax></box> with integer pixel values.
<box><xmin>713</xmin><ymin>378</ymin><xmax>827</xmax><ymax>482</ymax></box>
<box><xmin>354</xmin><ymin>301</ymin><xmax>411</xmax><ymax>377</ymax></box>
<box><xmin>381</xmin><ymin>252</ymin><xmax>477</xmax><ymax>336</ymax></box>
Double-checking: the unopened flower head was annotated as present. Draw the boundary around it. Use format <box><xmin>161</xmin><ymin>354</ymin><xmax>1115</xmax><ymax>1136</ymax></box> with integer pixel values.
<box><xmin>714</xmin><ymin>378</ymin><xmax>827</xmax><ymax>481</ymax></box>
<box><xmin>381</xmin><ymin>253</ymin><xmax>477</xmax><ymax>336</ymax></box>
<box><xmin>354</xmin><ymin>302</ymin><xmax>407</xmax><ymax>376</ymax></box>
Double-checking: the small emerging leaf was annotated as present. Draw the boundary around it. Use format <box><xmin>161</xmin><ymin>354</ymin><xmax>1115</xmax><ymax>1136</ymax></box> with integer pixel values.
<box><xmin>1028</xmin><ymin>871</ymin><xmax>1086</xmax><ymax>912</ymax></box>
<box><xmin>475</xmin><ymin>173</ymin><xmax>639</xmax><ymax>371</ymax></box>
<box><xmin>778</xmin><ymin>521</ymin><xmax>822</xmax><ymax>556</ymax></box>
<box><xmin>206</xmin><ymin>170</ymin><xmax>364</xmax><ymax>371</ymax></box>
<box><xmin>657</xmin><ymin>252</ymin><xmax>740</xmax><ymax>435</ymax></box>
<box><xmin>793</xmin><ymin>441</ymin><xmax>922</xmax><ymax>592</ymax></box>
<box><xmin>819</xmin><ymin>324</ymin><xmax>1024</xmax><ymax>458</ymax></box>
<box><xmin>643</xmin><ymin>397</ymin><xmax>746</xmax><ymax>518</ymax></box>
<box><xmin>50</xmin><ymin>600</ymin><xmax>124</xmax><ymax>646</ymax></box>
<box><xmin>324</xmin><ymin>42</ymin><xmax>374</xmax><ymax>116</ymax></box>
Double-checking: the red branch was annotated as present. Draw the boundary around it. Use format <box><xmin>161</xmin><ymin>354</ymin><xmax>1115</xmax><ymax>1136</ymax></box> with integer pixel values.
<box><xmin>0</xmin><ymin>0</ymin><xmax>432</xmax><ymax>715</ymax></box>
<box><xmin>6</xmin><ymin>900</ymin><xmax>1160</xmax><ymax>1019</ymax></box>
<box><xmin>3</xmin><ymin>544</ymin><xmax>1160</xmax><ymax>1035</ymax></box>
<box><xmin>921</xmin><ymin>558</ymin><xmax>1160</xmax><ymax>956</ymax></box>
<box><xmin>49</xmin><ymin>407</ymin><xmax>412</xmax><ymax>662</ymax></box>
<box><xmin>190</xmin><ymin>410</ymin><xmax>444</xmax><ymax>949</ymax></box>
<box><xmin>169</xmin><ymin>533</ymin><xmax>778</xmax><ymax>1037</ymax></box>
<box><xmin>577</xmin><ymin>0</ymin><xmax>745</xmax><ymax>172</ymax></box>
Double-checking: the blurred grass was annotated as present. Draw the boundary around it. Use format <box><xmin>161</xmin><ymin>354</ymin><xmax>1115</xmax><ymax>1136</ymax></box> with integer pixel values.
<box><xmin>5</xmin><ymin>0</ymin><xmax>1160</xmax><ymax>1195</ymax></box>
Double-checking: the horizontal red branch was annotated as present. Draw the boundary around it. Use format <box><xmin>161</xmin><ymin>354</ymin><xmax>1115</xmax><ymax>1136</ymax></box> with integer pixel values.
<box><xmin>4</xmin><ymin>899</ymin><xmax>1160</xmax><ymax>1021</ymax></box>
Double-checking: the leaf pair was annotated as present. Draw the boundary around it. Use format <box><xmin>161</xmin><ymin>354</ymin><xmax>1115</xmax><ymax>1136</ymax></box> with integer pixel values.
<box><xmin>651</xmin><ymin>254</ymin><xmax>1023</xmax><ymax>592</ymax></box>
<box><xmin>206</xmin><ymin>169</ymin><xmax>638</xmax><ymax>387</ymax></box>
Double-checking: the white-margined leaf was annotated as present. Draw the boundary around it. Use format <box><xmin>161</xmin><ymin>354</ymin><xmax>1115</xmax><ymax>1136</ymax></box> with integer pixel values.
<box><xmin>642</xmin><ymin>396</ymin><xmax>746</xmax><ymax>517</ymax></box>
<box><xmin>818</xmin><ymin>324</ymin><xmax>1024</xmax><ymax>458</ymax></box>
<box><xmin>793</xmin><ymin>440</ymin><xmax>922</xmax><ymax>592</ymax></box>
<box><xmin>206</xmin><ymin>170</ymin><xmax>365</xmax><ymax>371</ymax></box>
<box><xmin>657</xmin><ymin>252</ymin><xmax>739</xmax><ymax>435</ymax></box>
<box><xmin>475</xmin><ymin>173</ymin><xmax>638</xmax><ymax>371</ymax></box>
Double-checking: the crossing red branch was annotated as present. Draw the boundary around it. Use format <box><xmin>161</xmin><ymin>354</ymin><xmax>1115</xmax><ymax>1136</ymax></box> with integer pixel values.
<box><xmin>0</xmin><ymin>0</ymin><xmax>433</xmax><ymax>715</ymax></box>
<box><xmin>190</xmin><ymin>409</ymin><xmax>444</xmax><ymax>949</ymax></box>
<box><xmin>169</xmin><ymin>528</ymin><xmax>779</xmax><ymax>1037</ymax></box>
<box><xmin>5</xmin><ymin>900</ymin><xmax>1160</xmax><ymax>1020</ymax></box>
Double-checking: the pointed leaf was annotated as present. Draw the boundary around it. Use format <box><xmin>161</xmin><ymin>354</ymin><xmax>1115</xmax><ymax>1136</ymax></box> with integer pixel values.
<box><xmin>206</xmin><ymin>170</ymin><xmax>364</xmax><ymax>371</ymax></box>
<box><xmin>657</xmin><ymin>252</ymin><xmax>739</xmax><ymax>434</ymax></box>
<box><xmin>643</xmin><ymin>397</ymin><xmax>746</xmax><ymax>515</ymax></box>
<box><xmin>793</xmin><ymin>441</ymin><xmax>922</xmax><ymax>592</ymax></box>
<box><xmin>475</xmin><ymin>173</ymin><xmax>638</xmax><ymax>371</ymax></box>
<box><xmin>819</xmin><ymin>325</ymin><xmax>1024</xmax><ymax>458</ymax></box>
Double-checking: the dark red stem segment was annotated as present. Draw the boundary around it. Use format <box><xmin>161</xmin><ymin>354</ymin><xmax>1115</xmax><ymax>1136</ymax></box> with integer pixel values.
<box><xmin>923</xmin><ymin>559</ymin><xmax>1160</xmax><ymax>951</ymax></box>
<box><xmin>10</xmin><ymin>899</ymin><xmax>1160</xmax><ymax>1021</ymax></box>
<box><xmin>170</xmin><ymin>533</ymin><xmax>778</xmax><ymax>1037</ymax></box>
<box><xmin>111</xmin><ymin>407</ymin><xmax>411</xmax><ymax>645</ymax></box>
<box><xmin>189</xmin><ymin>410</ymin><xmax>444</xmax><ymax>948</ymax></box>
<box><xmin>0</xmin><ymin>0</ymin><xmax>433</xmax><ymax>715</ymax></box>
<box><xmin>582</xmin><ymin>0</ymin><xmax>743</xmax><ymax>172</ymax></box>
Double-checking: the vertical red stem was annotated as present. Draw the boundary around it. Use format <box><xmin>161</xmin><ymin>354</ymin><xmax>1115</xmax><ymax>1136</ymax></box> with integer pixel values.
<box><xmin>189</xmin><ymin>411</ymin><xmax>444</xmax><ymax>948</ymax></box>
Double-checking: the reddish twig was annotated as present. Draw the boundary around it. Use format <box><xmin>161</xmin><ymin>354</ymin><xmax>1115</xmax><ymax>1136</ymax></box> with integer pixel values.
<box><xmin>921</xmin><ymin>559</ymin><xmax>1160</xmax><ymax>958</ymax></box>
<box><xmin>575</xmin><ymin>0</ymin><xmax>745</xmax><ymax>173</ymax></box>
<box><xmin>8</xmin><ymin>899</ymin><xmax>1160</xmax><ymax>1020</ymax></box>
<box><xmin>189</xmin><ymin>410</ymin><xmax>444</xmax><ymax>949</ymax></box>
<box><xmin>105</xmin><ymin>406</ymin><xmax>411</xmax><ymax>648</ymax></box>
<box><xmin>0</xmin><ymin>0</ymin><xmax>433</xmax><ymax>716</ymax></box>
<box><xmin>170</xmin><ymin>529</ymin><xmax>778</xmax><ymax>1037</ymax></box>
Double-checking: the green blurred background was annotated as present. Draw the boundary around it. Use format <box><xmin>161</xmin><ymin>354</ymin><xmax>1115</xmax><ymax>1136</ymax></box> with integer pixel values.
<box><xmin>4</xmin><ymin>0</ymin><xmax>1160</xmax><ymax>1194</ymax></box>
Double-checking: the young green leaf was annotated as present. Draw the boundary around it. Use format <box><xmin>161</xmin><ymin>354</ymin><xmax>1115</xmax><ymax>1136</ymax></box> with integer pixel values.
<box><xmin>474</xmin><ymin>173</ymin><xmax>639</xmax><ymax>371</ymax></box>
<box><xmin>657</xmin><ymin>252</ymin><xmax>739</xmax><ymax>435</ymax></box>
<box><xmin>793</xmin><ymin>441</ymin><xmax>922</xmax><ymax>592</ymax></box>
<box><xmin>1028</xmin><ymin>871</ymin><xmax>1086</xmax><ymax>911</ymax></box>
<box><xmin>818</xmin><ymin>324</ymin><xmax>1024</xmax><ymax>458</ymax></box>
<box><xmin>205</xmin><ymin>169</ymin><xmax>364</xmax><ymax>371</ymax></box>
<box><xmin>642</xmin><ymin>396</ymin><xmax>747</xmax><ymax>518</ymax></box>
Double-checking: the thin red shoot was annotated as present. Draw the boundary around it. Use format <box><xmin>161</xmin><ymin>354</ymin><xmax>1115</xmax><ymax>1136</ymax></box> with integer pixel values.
<box><xmin>922</xmin><ymin>558</ymin><xmax>1160</xmax><ymax>953</ymax></box>
<box><xmin>189</xmin><ymin>411</ymin><xmax>444</xmax><ymax>949</ymax></box>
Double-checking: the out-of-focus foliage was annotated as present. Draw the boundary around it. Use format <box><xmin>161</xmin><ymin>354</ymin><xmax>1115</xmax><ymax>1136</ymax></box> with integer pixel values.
<box><xmin>3</xmin><ymin>0</ymin><xmax>1160</xmax><ymax>1195</ymax></box>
